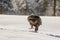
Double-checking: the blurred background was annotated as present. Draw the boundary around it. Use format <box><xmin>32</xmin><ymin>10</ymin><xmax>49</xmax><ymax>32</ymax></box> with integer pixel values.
<box><xmin>0</xmin><ymin>0</ymin><xmax>60</xmax><ymax>16</ymax></box>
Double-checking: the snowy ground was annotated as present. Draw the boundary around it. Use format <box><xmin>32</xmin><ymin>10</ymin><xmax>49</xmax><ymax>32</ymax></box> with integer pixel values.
<box><xmin>0</xmin><ymin>15</ymin><xmax>60</xmax><ymax>40</ymax></box>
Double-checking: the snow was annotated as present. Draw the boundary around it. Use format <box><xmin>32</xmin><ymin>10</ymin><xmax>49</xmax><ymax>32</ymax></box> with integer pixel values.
<box><xmin>0</xmin><ymin>15</ymin><xmax>60</xmax><ymax>40</ymax></box>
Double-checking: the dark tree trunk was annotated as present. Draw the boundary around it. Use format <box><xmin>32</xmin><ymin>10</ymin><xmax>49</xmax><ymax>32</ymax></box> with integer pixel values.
<box><xmin>53</xmin><ymin>0</ymin><xmax>56</xmax><ymax>16</ymax></box>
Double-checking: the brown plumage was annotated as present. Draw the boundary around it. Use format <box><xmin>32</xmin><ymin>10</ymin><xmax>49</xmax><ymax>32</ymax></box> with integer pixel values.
<box><xmin>27</xmin><ymin>15</ymin><xmax>42</xmax><ymax>32</ymax></box>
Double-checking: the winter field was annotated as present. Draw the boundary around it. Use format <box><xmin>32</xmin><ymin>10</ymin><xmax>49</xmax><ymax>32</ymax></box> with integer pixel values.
<box><xmin>0</xmin><ymin>15</ymin><xmax>60</xmax><ymax>40</ymax></box>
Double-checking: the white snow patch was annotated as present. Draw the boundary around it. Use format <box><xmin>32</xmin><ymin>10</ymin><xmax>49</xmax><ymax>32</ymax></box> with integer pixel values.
<box><xmin>0</xmin><ymin>15</ymin><xmax>60</xmax><ymax>40</ymax></box>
